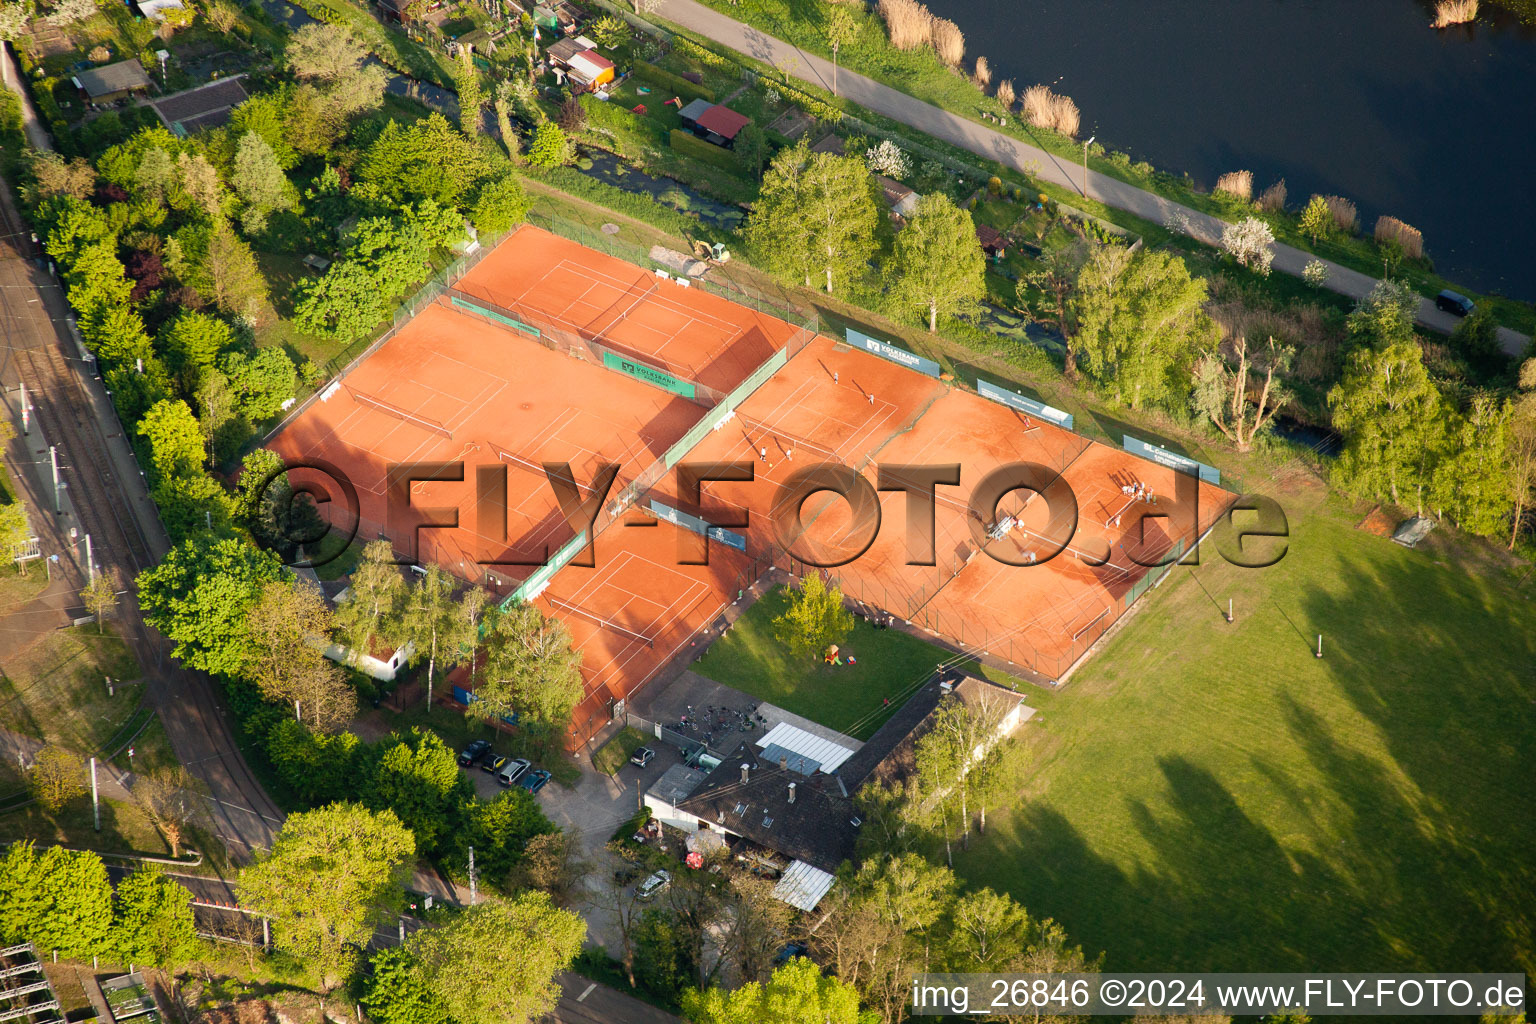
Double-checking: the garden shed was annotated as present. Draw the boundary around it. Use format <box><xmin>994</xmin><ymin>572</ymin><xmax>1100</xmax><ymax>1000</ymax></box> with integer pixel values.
<box><xmin>679</xmin><ymin>100</ymin><xmax>751</xmax><ymax>148</ymax></box>
<box><xmin>73</xmin><ymin>61</ymin><xmax>153</xmax><ymax>104</ymax></box>
<box><xmin>876</xmin><ymin>175</ymin><xmax>919</xmax><ymax>217</ymax></box>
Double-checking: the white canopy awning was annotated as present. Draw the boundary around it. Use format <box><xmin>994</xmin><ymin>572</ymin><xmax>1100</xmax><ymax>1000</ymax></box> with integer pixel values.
<box><xmin>756</xmin><ymin>722</ymin><xmax>856</xmax><ymax>774</ymax></box>
<box><xmin>772</xmin><ymin>860</ymin><xmax>836</xmax><ymax>912</ymax></box>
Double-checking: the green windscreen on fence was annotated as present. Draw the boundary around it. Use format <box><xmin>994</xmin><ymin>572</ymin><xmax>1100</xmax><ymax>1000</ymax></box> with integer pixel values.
<box><xmin>602</xmin><ymin>351</ymin><xmax>697</xmax><ymax>400</ymax></box>
<box><xmin>503</xmin><ymin>530</ymin><xmax>589</xmax><ymax>609</ymax></box>
<box><xmin>451</xmin><ymin>295</ymin><xmax>542</xmax><ymax>338</ymax></box>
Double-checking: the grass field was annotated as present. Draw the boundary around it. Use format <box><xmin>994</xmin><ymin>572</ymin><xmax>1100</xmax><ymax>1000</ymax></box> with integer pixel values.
<box><xmin>950</xmin><ymin>466</ymin><xmax>1536</xmax><ymax>974</ymax></box>
<box><xmin>0</xmin><ymin>625</ymin><xmax>144</xmax><ymax>757</ymax></box>
<box><xmin>695</xmin><ymin>585</ymin><xmax>1024</xmax><ymax>740</ymax></box>
<box><xmin>592</xmin><ymin>726</ymin><xmax>649</xmax><ymax>777</ymax></box>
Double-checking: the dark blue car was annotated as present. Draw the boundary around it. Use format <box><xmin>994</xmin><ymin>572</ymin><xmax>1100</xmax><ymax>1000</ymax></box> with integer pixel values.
<box><xmin>517</xmin><ymin>768</ymin><xmax>552</xmax><ymax>793</ymax></box>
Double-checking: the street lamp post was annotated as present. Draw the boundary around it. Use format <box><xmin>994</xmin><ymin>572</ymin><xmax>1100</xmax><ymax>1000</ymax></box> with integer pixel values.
<box><xmin>1081</xmin><ymin>135</ymin><xmax>1095</xmax><ymax>198</ymax></box>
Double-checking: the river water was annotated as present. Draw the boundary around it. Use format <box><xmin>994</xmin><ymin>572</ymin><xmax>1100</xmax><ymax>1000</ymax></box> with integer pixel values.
<box><xmin>922</xmin><ymin>0</ymin><xmax>1536</xmax><ymax>301</ymax></box>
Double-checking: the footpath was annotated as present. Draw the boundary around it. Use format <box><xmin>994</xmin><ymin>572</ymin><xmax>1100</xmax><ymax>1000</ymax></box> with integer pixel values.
<box><xmin>653</xmin><ymin>0</ymin><xmax>1530</xmax><ymax>357</ymax></box>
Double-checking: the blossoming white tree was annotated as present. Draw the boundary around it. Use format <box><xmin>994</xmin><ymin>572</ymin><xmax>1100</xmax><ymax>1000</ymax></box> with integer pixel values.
<box><xmin>865</xmin><ymin>138</ymin><xmax>911</xmax><ymax>179</ymax></box>
<box><xmin>1221</xmin><ymin>216</ymin><xmax>1276</xmax><ymax>276</ymax></box>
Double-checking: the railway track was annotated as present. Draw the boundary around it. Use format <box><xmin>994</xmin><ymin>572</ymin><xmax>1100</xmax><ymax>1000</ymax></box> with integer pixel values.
<box><xmin>15</xmin><ymin>343</ymin><xmax>154</xmax><ymax>576</ymax></box>
<box><xmin>0</xmin><ymin>174</ymin><xmax>284</xmax><ymax>855</ymax></box>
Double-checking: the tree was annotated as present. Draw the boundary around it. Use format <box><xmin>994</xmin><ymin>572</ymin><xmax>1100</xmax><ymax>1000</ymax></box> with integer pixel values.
<box><xmin>220</xmin><ymin>346</ymin><xmax>297</xmax><ymax>420</ymax></box>
<box><xmin>136</xmin><ymin>536</ymin><xmax>286</xmax><ymax>674</ymax></box>
<box><xmin>113</xmin><ymin>867</ymin><xmax>201</xmax><ymax>969</ymax></box>
<box><xmin>454</xmin><ymin>46</ymin><xmax>484</xmax><ymax>137</ymax></box>
<box><xmin>204</xmin><ymin>223</ymin><xmax>269</xmax><ymax>321</ymax></box>
<box><xmin>286</xmin><ymin>22</ymin><xmax>369</xmax><ymax>85</ymax></box>
<box><xmin>26</xmin><ymin>151</ymin><xmax>96</xmax><ymax>201</ymax></box>
<box><xmin>334</xmin><ymin>538</ymin><xmax>407</xmax><ymax>667</ymax></box>
<box><xmin>825</xmin><ymin>3</ymin><xmax>859</xmax><ymax>96</ymax></box>
<box><xmin>365</xmin><ymin>728</ymin><xmax>471</xmax><ymax>856</ymax></box>
<box><xmin>405</xmin><ymin>893</ymin><xmax>585</xmax><ymax>1024</ymax></box>
<box><xmin>397</xmin><ymin>564</ymin><xmax>462</xmax><ymax>706</ymax></box>
<box><xmin>947</xmin><ymin>887</ymin><xmax>1029</xmax><ymax>971</ymax></box>
<box><xmin>890</xmin><ymin>193</ymin><xmax>985</xmax><ymax>332</ymax></box>
<box><xmin>232</xmin><ymin>130</ymin><xmax>297</xmax><ymax>235</ymax></box>
<box><xmin>45</xmin><ymin>0</ymin><xmax>96</xmax><ymax>26</ymax></box>
<box><xmin>734</xmin><ymin>123</ymin><xmax>770</xmax><ymax>179</ymax></box>
<box><xmin>474</xmin><ymin>601</ymin><xmax>584</xmax><ymax>732</ymax></box>
<box><xmin>0</xmin><ymin>843</ymin><xmax>113</xmax><ymax>959</ymax></box>
<box><xmin>588</xmin><ymin>13</ymin><xmax>626</xmax><ymax>47</ymax></box>
<box><xmin>237</xmin><ymin>803</ymin><xmax>415</xmax><ymax>998</ymax></box>
<box><xmin>1329</xmin><ymin>340</ymin><xmax>1441</xmax><ymax>511</ymax></box>
<box><xmin>81</xmin><ymin>569</ymin><xmax>118</xmax><ymax>633</ymax></box>
<box><xmin>1220</xmin><ymin>216</ymin><xmax>1276</xmax><ymax>275</ymax></box>
<box><xmin>472</xmin><ymin>175</ymin><xmax>529</xmax><ymax>236</ymax></box>
<box><xmin>864</xmin><ymin>138</ymin><xmax>909</xmax><ymax>178</ymax></box>
<box><xmin>1347</xmin><ymin>278</ymin><xmax>1418</xmax><ymax>348</ymax></box>
<box><xmin>176</xmin><ymin>151</ymin><xmax>226</xmax><ymax>221</ymax></box>
<box><xmin>794</xmin><ymin>149</ymin><xmax>878</xmax><ymax>294</ymax></box>
<box><xmin>137</xmin><ymin>399</ymin><xmax>206</xmax><ymax>483</ymax></box>
<box><xmin>228</xmin><ymin>89</ymin><xmax>300</xmax><ymax>170</ymax></box>
<box><xmin>1298</xmin><ymin>193</ymin><xmax>1333</xmax><ymax>245</ymax></box>
<box><xmin>450</xmin><ymin>789</ymin><xmax>554</xmax><ymax>887</ymax></box>
<box><xmin>1429</xmin><ymin>392</ymin><xmax>1513</xmax><ymax>537</ymax></box>
<box><xmin>360</xmin><ymin>947</ymin><xmax>451</xmax><ymax>1024</ymax></box>
<box><xmin>511</xmin><ymin>831</ymin><xmax>589</xmax><ymax>908</ymax></box>
<box><xmin>1072</xmin><ymin>247</ymin><xmax>1215</xmax><ymax>411</ymax></box>
<box><xmin>1191</xmin><ymin>334</ymin><xmax>1294</xmax><ymax>451</ymax></box>
<box><xmin>153</xmin><ymin>473</ymin><xmax>236</xmax><ymax>545</ymax></box>
<box><xmin>526</xmin><ymin>121</ymin><xmax>570</xmax><ymax>169</ymax></box>
<box><xmin>0</xmin><ymin>503</ymin><xmax>29</xmax><ymax>565</ymax></box>
<box><xmin>131</xmin><ymin>766</ymin><xmax>209</xmax><ymax>860</ymax></box>
<box><xmin>161</xmin><ymin>310</ymin><xmax>234</xmax><ymax>388</ymax></box>
<box><xmin>969</xmin><ymin>735</ymin><xmax>1028</xmax><ymax>834</ymax></box>
<box><xmin>294</xmin><ymin>258</ymin><xmax>390</xmax><ymax>341</ymax></box>
<box><xmin>245</xmin><ymin>577</ymin><xmax>333</xmax><ymax>700</ymax></box>
<box><xmin>493</xmin><ymin>80</ymin><xmax>521</xmax><ymax>158</ymax></box>
<box><xmin>1509</xmin><ymin>360</ymin><xmax>1536</xmax><ymax>550</ymax></box>
<box><xmin>30</xmin><ymin>745</ymin><xmax>86</xmax><ymax>810</ymax></box>
<box><xmin>1450</xmin><ymin>307</ymin><xmax>1502</xmax><ymax>364</ymax></box>
<box><xmin>772</xmin><ymin>571</ymin><xmax>853</xmax><ymax>658</ymax></box>
<box><xmin>361</xmin><ymin>113</ymin><xmax>496</xmax><ymax>207</ymax></box>
<box><xmin>683</xmin><ymin>954</ymin><xmax>877</xmax><ymax>1024</ymax></box>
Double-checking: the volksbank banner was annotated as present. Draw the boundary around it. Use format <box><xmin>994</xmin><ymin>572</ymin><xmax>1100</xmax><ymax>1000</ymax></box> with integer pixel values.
<box><xmin>978</xmin><ymin>380</ymin><xmax>1073</xmax><ymax>430</ymax></box>
<box><xmin>845</xmin><ymin>328</ymin><xmax>941</xmax><ymax>378</ymax></box>
<box><xmin>1123</xmin><ymin>435</ymin><xmax>1221</xmax><ymax>485</ymax></box>
<box><xmin>603</xmin><ymin>351</ymin><xmax>697</xmax><ymax>400</ymax></box>
<box><xmin>648</xmin><ymin>499</ymin><xmax>748</xmax><ymax>552</ymax></box>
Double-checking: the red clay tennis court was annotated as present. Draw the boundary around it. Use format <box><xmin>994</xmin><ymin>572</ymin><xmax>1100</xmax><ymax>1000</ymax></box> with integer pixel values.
<box><xmin>648</xmin><ymin>333</ymin><xmax>949</xmax><ymax>540</ymax></box>
<box><xmin>453</xmin><ymin>225</ymin><xmax>803</xmax><ymax>397</ymax></box>
<box><xmin>865</xmin><ymin>392</ymin><xmax>1234</xmax><ymax>678</ymax></box>
<box><xmin>542</xmin><ymin>518</ymin><xmax>753</xmax><ymax>747</ymax></box>
<box><xmin>270</xmin><ymin>301</ymin><xmax>702</xmax><ymax>587</ymax></box>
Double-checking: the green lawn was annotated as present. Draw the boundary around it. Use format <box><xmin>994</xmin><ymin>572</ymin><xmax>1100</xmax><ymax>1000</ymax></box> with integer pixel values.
<box><xmin>950</xmin><ymin>471</ymin><xmax>1536</xmax><ymax>974</ymax></box>
<box><xmin>0</xmin><ymin>625</ymin><xmax>144</xmax><ymax>757</ymax></box>
<box><xmin>694</xmin><ymin>584</ymin><xmax>1024</xmax><ymax>740</ymax></box>
<box><xmin>592</xmin><ymin>725</ymin><xmax>649</xmax><ymax>777</ymax></box>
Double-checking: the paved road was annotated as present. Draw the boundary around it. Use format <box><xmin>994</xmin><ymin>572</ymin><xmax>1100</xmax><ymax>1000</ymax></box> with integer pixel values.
<box><xmin>655</xmin><ymin>0</ymin><xmax>1530</xmax><ymax>357</ymax></box>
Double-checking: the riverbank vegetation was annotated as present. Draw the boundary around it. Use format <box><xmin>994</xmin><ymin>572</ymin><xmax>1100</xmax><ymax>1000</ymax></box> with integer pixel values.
<box><xmin>682</xmin><ymin>0</ymin><xmax>1536</xmax><ymax>333</ymax></box>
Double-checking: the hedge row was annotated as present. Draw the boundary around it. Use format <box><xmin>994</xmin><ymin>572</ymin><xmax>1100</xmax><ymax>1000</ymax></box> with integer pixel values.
<box><xmin>668</xmin><ymin>128</ymin><xmax>742</xmax><ymax>173</ymax></box>
<box><xmin>634</xmin><ymin>59</ymin><xmax>715</xmax><ymax>103</ymax></box>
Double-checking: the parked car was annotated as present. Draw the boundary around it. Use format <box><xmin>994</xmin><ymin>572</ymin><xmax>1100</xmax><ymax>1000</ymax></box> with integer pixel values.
<box><xmin>496</xmin><ymin>757</ymin><xmax>531</xmax><ymax>786</ymax></box>
<box><xmin>773</xmin><ymin>941</ymin><xmax>809</xmax><ymax>967</ymax></box>
<box><xmin>458</xmin><ymin>740</ymin><xmax>491</xmax><ymax>768</ymax></box>
<box><xmin>517</xmin><ymin>768</ymin><xmax>552</xmax><ymax>793</ymax></box>
<box><xmin>630</xmin><ymin>746</ymin><xmax>655</xmax><ymax>768</ymax></box>
<box><xmin>483</xmin><ymin>753</ymin><xmax>509</xmax><ymax>774</ymax></box>
<box><xmin>636</xmin><ymin>869</ymin><xmax>671</xmax><ymax>900</ymax></box>
<box><xmin>1435</xmin><ymin>289</ymin><xmax>1475</xmax><ymax>317</ymax></box>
